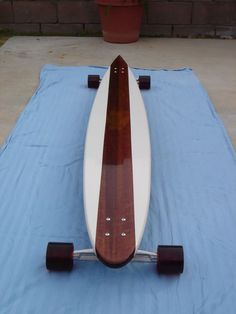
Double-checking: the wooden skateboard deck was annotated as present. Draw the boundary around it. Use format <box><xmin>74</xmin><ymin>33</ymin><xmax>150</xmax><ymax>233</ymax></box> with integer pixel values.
<box><xmin>83</xmin><ymin>56</ymin><xmax>151</xmax><ymax>268</ymax></box>
<box><xmin>95</xmin><ymin>56</ymin><xmax>135</xmax><ymax>267</ymax></box>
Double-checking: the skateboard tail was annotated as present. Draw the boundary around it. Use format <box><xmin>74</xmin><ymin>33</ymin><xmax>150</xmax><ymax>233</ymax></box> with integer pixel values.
<box><xmin>95</xmin><ymin>247</ymin><xmax>135</xmax><ymax>268</ymax></box>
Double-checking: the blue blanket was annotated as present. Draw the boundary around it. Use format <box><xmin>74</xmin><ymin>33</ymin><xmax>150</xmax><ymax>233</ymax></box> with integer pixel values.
<box><xmin>1</xmin><ymin>65</ymin><xmax>236</xmax><ymax>314</ymax></box>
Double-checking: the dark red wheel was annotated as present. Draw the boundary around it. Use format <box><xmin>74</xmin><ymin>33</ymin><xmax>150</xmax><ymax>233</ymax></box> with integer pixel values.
<box><xmin>138</xmin><ymin>76</ymin><xmax>151</xmax><ymax>90</ymax></box>
<box><xmin>88</xmin><ymin>75</ymin><xmax>100</xmax><ymax>88</ymax></box>
<box><xmin>157</xmin><ymin>245</ymin><xmax>184</xmax><ymax>275</ymax></box>
<box><xmin>46</xmin><ymin>242</ymin><xmax>74</xmax><ymax>271</ymax></box>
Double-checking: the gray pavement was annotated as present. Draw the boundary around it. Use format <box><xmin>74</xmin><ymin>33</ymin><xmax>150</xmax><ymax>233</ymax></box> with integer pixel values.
<box><xmin>0</xmin><ymin>36</ymin><xmax>236</xmax><ymax>148</ymax></box>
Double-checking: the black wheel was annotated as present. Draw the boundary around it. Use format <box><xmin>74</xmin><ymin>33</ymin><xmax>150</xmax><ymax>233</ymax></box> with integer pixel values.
<box><xmin>46</xmin><ymin>242</ymin><xmax>74</xmax><ymax>271</ymax></box>
<box><xmin>88</xmin><ymin>75</ymin><xmax>100</xmax><ymax>88</ymax></box>
<box><xmin>157</xmin><ymin>245</ymin><xmax>184</xmax><ymax>275</ymax></box>
<box><xmin>138</xmin><ymin>76</ymin><xmax>151</xmax><ymax>90</ymax></box>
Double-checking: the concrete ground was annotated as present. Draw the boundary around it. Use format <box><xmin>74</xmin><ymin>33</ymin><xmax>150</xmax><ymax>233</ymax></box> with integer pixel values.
<box><xmin>0</xmin><ymin>36</ymin><xmax>236</xmax><ymax>148</ymax></box>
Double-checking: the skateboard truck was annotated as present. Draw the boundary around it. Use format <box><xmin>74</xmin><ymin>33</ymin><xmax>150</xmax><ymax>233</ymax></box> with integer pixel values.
<box><xmin>46</xmin><ymin>242</ymin><xmax>184</xmax><ymax>275</ymax></box>
<box><xmin>88</xmin><ymin>74</ymin><xmax>151</xmax><ymax>90</ymax></box>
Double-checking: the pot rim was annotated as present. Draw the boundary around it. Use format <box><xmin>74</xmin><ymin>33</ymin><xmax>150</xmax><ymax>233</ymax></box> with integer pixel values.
<box><xmin>96</xmin><ymin>0</ymin><xmax>142</xmax><ymax>6</ymax></box>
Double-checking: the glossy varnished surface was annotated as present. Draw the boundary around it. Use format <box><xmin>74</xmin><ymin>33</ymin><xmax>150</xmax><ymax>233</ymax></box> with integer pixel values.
<box><xmin>95</xmin><ymin>56</ymin><xmax>135</xmax><ymax>267</ymax></box>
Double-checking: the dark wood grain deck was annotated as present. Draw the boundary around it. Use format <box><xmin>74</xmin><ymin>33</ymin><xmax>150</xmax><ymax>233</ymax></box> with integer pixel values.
<box><xmin>95</xmin><ymin>56</ymin><xmax>135</xmax><ymax>268</ymax></box>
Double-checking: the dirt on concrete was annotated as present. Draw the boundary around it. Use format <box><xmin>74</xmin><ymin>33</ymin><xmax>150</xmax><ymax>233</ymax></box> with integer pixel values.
<box><xmin>0</xmin><ymin>36</ymin><xmax>10</xmax><ymax>47</ymax></box>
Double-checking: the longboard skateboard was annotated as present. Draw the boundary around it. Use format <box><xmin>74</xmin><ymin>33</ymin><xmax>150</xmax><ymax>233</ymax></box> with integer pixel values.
<box><xmin>46</xmin><ymin>56</ymin><xmax>184</xmax><ymax>275</ymax></box>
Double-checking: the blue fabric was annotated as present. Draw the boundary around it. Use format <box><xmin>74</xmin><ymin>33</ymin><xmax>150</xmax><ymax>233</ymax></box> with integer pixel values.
<box><xmin>1</xmin><ymin>65</ymin><xmax>236</xmax><ymax>314</ymax></box>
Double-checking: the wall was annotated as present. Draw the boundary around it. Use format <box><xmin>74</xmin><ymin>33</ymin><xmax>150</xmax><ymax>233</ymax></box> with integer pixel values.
<box><xmin>0</xmin><ymin>0</ymin><xmax>236</xmax><ymax>38</ymax></box>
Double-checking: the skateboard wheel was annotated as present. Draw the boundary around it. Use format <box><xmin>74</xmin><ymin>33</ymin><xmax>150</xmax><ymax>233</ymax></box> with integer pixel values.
<box><xmin>138</xmin><ymin>76</ymin><xmax>151</xmax><ymax>90</ymax></box>
<box><xmin>157</xmin><ymin>245</ymin><xmax>184</xmax><ymax>275</ymax></box>
<box><xmin>46</xmin><ymin>242</ymin><xmax>74</xmax><ymax>271</ymax></box>
<box><xmin>88</xmin><ymin>75</ymin><xmax>100</xmax><ymax>88</ymax></box>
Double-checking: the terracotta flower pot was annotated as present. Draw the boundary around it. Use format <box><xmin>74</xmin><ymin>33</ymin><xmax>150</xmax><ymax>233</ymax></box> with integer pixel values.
<box><xmin>96</xmin><ymin>0</ymin><xmax>144</xmax><ymax>43</ymax></box>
